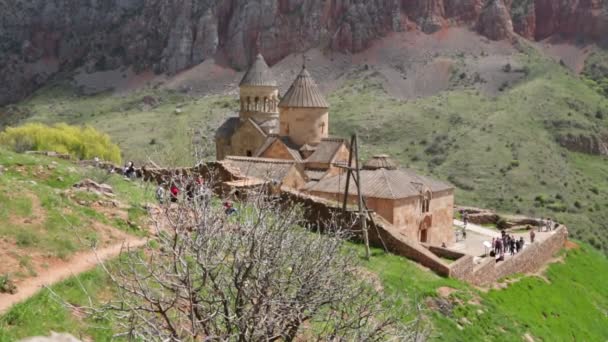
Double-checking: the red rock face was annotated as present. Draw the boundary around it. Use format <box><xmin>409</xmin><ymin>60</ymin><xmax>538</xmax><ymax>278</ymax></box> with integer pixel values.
<box><xmin>533</xmin><ymin>0</ymin><xmax>607</xmax><ymax>40</ymax></box>
<box><xmin>477</xmin><ymin>0</ymin><xmax>514</xmax><ymax>40</ymax></box>
<box><xmin>0</xmin><ymin>0</ymin><xmax>606</xmax><ymax>105</ymax></box>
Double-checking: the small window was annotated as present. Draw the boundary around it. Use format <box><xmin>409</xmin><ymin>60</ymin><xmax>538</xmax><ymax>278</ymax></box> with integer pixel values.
<box><xmin>246</xmin><ymin>150</ymin><xmax>252</xmax><ymax>157</ymax></box>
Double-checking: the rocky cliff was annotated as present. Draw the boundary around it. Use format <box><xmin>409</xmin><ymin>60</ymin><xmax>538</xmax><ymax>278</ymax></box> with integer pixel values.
<box><xmin>0</xmin><ymin>0</ymin><xmax>606</xmax><ymax>105</ymax></box>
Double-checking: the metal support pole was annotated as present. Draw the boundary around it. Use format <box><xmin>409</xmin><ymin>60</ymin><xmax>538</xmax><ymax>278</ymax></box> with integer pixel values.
<box><xmin>354</xmin><ymin>134</ymin><xmax>370</xmax><ymax>260</ymax></box>
<box><xmin>342</xmin><ymin>135</ymin><xmax>355</xmax><ymax>213</ymax></box>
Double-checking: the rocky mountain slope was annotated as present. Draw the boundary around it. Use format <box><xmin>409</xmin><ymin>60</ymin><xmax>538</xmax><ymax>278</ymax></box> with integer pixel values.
<box><xmin>1</xmin><ymin>0</ymin><xmax>606</xmax><ymax>105</ymax></box>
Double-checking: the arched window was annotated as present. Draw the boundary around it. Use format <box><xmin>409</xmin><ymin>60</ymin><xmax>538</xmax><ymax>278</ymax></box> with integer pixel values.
<box><xmin>421</xmin><ymin>191</ymin><xmax>431</xmax><ymax>213</ymax></box>
<box><xmin>255</xmin><ymin>97</ymin><xmax>259</xmax><ymax>111</ymax></box>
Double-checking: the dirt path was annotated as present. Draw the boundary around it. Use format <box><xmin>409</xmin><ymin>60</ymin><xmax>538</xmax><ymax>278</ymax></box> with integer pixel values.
<box><xmin>0</xmin><ymin>236</ymin><xmax>147</xmax><ymax>315</ymax></box>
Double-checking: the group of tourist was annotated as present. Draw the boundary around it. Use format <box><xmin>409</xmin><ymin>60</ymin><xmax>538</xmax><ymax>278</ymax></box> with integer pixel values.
<box><xmin>123</xmin><ymin>161</ymin><xmax>136</xmax><ymax>179</ymax></box>
<box><xmin>155</xmin><ymin>176</ymin><xmax>207</xmax><ymax>204</ymax></box>
<box><xmin>491</xmin><ymin>230</ymin><xmax>525</xmax><ymax>261</ymax></box>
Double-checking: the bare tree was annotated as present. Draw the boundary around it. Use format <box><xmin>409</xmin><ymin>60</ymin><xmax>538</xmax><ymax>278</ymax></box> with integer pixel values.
<box><xmin>83</xmin><ymin>173</ymin><xmax>426</xmax><ymax>341</ymax></box>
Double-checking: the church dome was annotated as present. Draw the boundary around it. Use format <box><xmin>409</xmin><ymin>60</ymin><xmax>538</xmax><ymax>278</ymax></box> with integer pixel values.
<box><xmin>239</xmin><ymin>54</ymin><xmax>277</xmax><ymax>87</ymax></box>
<box><xmin>278</xmin><ymin>66</ymin><xmax>329</xmax><ymax>109</ymax></box>
<box><xmin>363</xmin><ymin>154</ymin><xmax>398</xmax><ymax>170</ymax></box>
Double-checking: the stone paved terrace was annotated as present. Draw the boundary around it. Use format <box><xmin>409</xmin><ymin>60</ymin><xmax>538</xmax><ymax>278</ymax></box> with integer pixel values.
<box><xmin>451</xmin><ymin>220</ymin><xmax>555</xmax><ymax>260</ymax></box>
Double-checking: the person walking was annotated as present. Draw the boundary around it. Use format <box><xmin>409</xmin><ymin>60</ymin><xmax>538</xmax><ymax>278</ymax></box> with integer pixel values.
<box><xmin>510</xmin><ymin>236</ymin><xmax>516</xmax><ymax>255</ymax></box>
<box><xmin>530</xmin><ymin>230</ymin><xmax>536</xmax><ymax>243</ymax></box>
<box><xmin>155</xmin><ymin>183</ymin><xmax>165</xmax><ymax>204</ymax></box>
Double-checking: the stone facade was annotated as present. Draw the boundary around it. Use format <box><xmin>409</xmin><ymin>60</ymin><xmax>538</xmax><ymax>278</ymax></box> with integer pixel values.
<box><xmin>279</xmin><ymin>107</ymin><xmax>329</xmax><ymax>146</ymax></box>
<box><xmin>309</xmin><ymin>188</ymin><xmax>455</xmax><ymax>246</ymax></box>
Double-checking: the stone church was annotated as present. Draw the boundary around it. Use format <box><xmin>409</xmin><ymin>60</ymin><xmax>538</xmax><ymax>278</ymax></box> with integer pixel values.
<box><xmin>215</xmin><ymin>54</ymin><xmax>455</xmax><ymax>246</ymax></box>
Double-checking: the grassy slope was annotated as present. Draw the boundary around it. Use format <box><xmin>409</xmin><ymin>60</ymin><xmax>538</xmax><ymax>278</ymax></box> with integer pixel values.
<box><xmin>361</xmin><ymin>243</ymin><xmax>608</xmax><ymax>341</ymax></box>
<box><xmin>0</xmin><ymin>149</ymin><xmax>151</xmax><ymax>284</ymax></box>
<box><xmin>0</xmin><ymin>267</ymin><xmax>116</xmax><ymax>341</ymax></box>
<box><xmin>2</xmin><ymin>242</ymin><xmax>606</xmax><ymax>341</ymax></box>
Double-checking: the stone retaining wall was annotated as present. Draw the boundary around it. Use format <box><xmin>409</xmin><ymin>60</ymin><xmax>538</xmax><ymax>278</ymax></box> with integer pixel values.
<box><xmin>450</xmin><ymin>226</ymin><xmax>568</xmax><ymax>285</ymax></box>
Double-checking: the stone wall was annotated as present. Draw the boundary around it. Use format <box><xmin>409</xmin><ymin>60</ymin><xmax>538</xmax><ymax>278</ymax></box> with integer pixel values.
<box><xmin>450</xmin><ymin>226</ymin><xmax>569</xmax><ymax>286</ymax></box>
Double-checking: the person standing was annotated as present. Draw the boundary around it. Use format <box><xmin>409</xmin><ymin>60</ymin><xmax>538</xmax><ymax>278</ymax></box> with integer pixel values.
<box><xmin>170</xmin><ymin>183</ymin><xmax>179</xmax><ymax>203</ymax></box>
<box><xmin>463</xmin><ymin>211</ymin><xmax>469</xmax><ymax>228</ymax></box>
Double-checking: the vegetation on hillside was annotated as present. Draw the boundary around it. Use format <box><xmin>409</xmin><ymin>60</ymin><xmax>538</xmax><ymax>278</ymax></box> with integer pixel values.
<box><xmin>2</xmin><ymin>240</ymin><xmax>606</xmax><ymax>341</ymax></box>
<box><xmin>0</xmin><ymin>123</ymin><xmax>122</xmax><ymax>163</ymax></box>
<box><xmin>0</xmin><ymin>149</ymin><xmax>151</xmax><ymax>294</ymax></box>
<box><xmin>0</xmin><ymin>87</ymin><xmax>228</xmax><ymax>166</ymax></box>
<box><xmin>583</xmin><ymin>49</ymin><xmax>608</xmax><ymax>99</ymax></box>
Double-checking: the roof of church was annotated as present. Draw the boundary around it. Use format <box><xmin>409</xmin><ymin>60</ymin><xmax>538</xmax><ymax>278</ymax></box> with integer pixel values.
<box><xmin>363</xmin><ymin>154</ymin><xmax>398</xmax><ymax>170</ymax></box>
<box><xmin>305</xmin><ymin>169</ymin><xmax>328</xmax><ymax>181</ymax></box>
<box><xmin>305</xmin><ymin>168</ymin><xmax>453</xmax><ymax>200</ymax></box>
<box><xmin>305</xmin><ymin>138</ymin><xmax>347</xmax><ymax>165</ymax></box>
<box><xmin>278</xmin><ymin>66</ymin><xmax>329</xmax><ymax>108</ymax></box>
<box><xmin>215</xmin><ymin>117</ymin><xmax>240</xmax><ymax>139</ymax></box>
<box><xmin>254</xmin><ymin>135</ymin><xmax>303</xmax><ymax>162</ymax></box>
<box><xmin>222</xmin><ymin>156</ymin><xmax>297</xmax><ymax>182</ymax></box>
<box><xmin>239</xmin><ymin>54</ymin><xmax>277</xmax><ymax>87</ymax></box>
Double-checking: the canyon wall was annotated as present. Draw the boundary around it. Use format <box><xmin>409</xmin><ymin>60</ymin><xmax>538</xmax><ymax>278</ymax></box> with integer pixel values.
<box><xmin>0</xmin><ymin>0</ymin><xmax>606</xmax><ymax>105</ymax></box>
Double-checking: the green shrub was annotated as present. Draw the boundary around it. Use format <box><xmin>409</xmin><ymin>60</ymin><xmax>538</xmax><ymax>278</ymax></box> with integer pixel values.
<box><xmin>0</xmin><ymin>123</ymin><xmax>121</xmax><ymax>163</ymax></box>
<box><xmin>0</xmin><ymin>274</ymin><xmax>17</xmax><ymax>294</ymax></box>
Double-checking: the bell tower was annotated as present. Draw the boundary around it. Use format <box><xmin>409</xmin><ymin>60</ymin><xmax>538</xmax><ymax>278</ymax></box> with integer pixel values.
<box><xmin>238</xmin><ymin>54</ymin><xmax>279</xmax><ymax>134</ymax></box>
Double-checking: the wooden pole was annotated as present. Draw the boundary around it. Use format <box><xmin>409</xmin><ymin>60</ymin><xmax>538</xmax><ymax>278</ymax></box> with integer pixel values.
<box><xmin>354</xmin><ymin>134</ymin><xmax>370</xmax><ymax>260</ymax></box>
<box><xmin>342</xmin><ymin>135</ymin><xmax>355</xmax><ymax>213</ymax></box>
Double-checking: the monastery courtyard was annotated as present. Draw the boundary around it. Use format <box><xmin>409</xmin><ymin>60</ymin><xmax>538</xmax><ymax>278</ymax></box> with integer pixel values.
<box><xmin>451</xmin><ymin>220</ymin><xmax>555</xmax><ymax>261</ymax></box>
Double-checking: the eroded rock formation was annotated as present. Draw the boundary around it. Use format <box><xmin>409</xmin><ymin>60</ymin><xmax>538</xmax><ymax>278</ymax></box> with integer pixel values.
<box><xmin>0</xmin><ymin>0</ymin><xmax>606</xmax><ymax>105</ymax></box>
<box><xmin>557</xmin><ymin>133</ymin><xmax>608</xmax><ymax>156</ymax></box>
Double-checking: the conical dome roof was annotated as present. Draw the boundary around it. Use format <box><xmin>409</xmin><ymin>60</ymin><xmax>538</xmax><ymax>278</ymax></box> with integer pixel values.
<box><xmin>239</xmin><ymin>54</ymin><xmax>277</xmax><ymax>87</ymax></box>
<box><xmin>279</xmin><ymin>66</ymin><xmax>329</xmax><ymax>108</ymax></box>
<box><xmin>363</xmin><ymin>154</ymin><xmax>398</xmax><ymax>170</ymax></box>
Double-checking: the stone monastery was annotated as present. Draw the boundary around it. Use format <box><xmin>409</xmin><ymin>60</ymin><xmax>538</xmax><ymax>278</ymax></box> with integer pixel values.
<box><xmin>216</xmin><ymin>54</ymin><xmax>455</xmax><ymax>246</ymax></box>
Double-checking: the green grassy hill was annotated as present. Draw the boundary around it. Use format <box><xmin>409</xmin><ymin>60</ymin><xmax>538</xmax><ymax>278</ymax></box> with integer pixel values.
<box><xmin>0</xmin><ymin>150</ymin><xmax>606</xmax><ymax>341</ymax></box>
<box><xmin>1</xmin><ymin>46</ymin><xmax>608</xmax><ymax>255</ymax></box>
